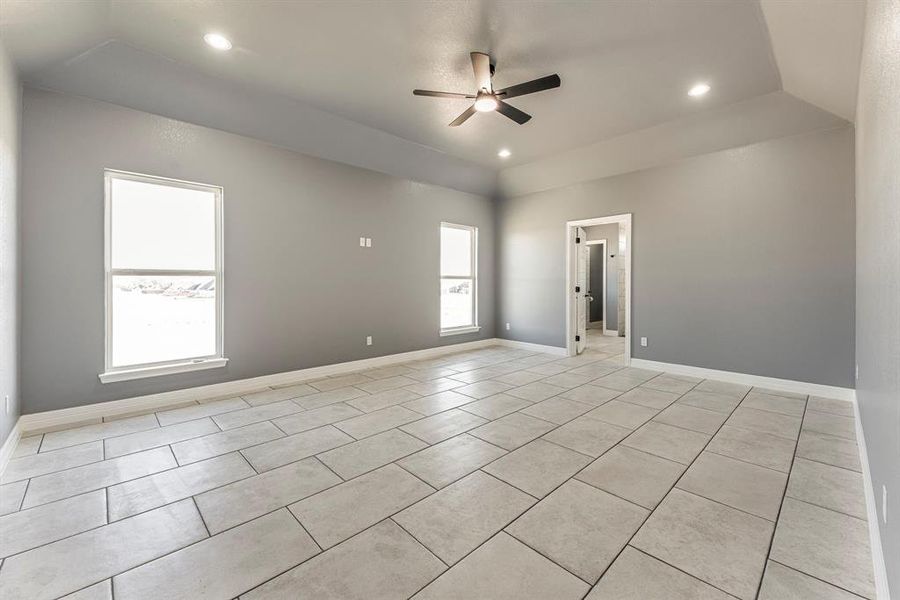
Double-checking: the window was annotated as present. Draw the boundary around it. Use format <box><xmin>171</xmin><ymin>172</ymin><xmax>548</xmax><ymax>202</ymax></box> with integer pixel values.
<box><xmin>101</xmin><ymin>170</ymin><xmax>225</xmax><ymax>383</ymax></box>
<box><xmin>440</xmin><ymin>223</ymin><xmax>479</xmax><ymax>336</ymax></box>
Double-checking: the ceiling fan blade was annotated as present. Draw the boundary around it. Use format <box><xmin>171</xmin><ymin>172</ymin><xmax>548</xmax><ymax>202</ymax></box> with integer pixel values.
<box><xmin>413</xmin><ymin>89</ymin><xmax>476</xmax><ymax>99</ymax></box>
<box><xmin>495</xmin><ymin>74</ymin><xmax>561</xmax><ymax>100</ymax></box>
<box><xmin>449</xmin><ymin>105</ymin><xmax>478</xmax><ymax>127</ymax></box>
<box><xmin>470</xmin><ymin>52</ymin><xmax>492</xmax><ymax>92</ymax></box>
<box><xmin>496</xmin><ymin>101</ymin><xmax>532</xmax><ymax>124</ymax></box>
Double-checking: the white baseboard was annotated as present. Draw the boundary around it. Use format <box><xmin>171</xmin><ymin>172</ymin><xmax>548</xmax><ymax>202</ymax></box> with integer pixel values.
<box><xmin>0</xmin><ymin>419</ymin><xmax>23</xmax><ymax>478</ymax></box>
<box><xmin>630</xmin><ymin>358</ymin><xmax>855</xmax><ymax>402</ymax></box>
<box><xmin>15</xmin><ymin>338</ymin><xmax>523</xmax><ymax>436</ymax></box>
<box><xmin>854</xmin><ymin>396</ymin><xmax>892</xmax><ymax>600</ymax></box>
<box><xmin>495</xmin><ymin>338</ymin><xmax>568</xmax><ymax>356</ymax></box>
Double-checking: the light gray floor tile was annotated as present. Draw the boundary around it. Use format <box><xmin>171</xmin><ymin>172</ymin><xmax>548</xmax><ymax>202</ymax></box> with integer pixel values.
<box><xmin>677</xmin><ymin>390</ymin><xmax>742</xmax><ymax>414</ymax></box>
<box><xmin>404</xmin><ymin>377</ymin><xmax>466</xmax><ymax>396</ymax></box>
<box><xmin>622</xmin><ymin>421</ymin><xmax>710</xmax><ymax>465</ymax></box>
<box><xmin>398</xmin><ymin>433</ymin><xmax>507</xmax><ymax>489</ymax></box>
<box><xmin>296</xmin><ymin>386</ymin><xmax>369</xmax><ymax>410</ymax></box>
<box><xmin>802</xmin><ymin>411</ymin><xmax>856</xmax><ymax>441</ymax></box>
<box><xmin>242</xmin><ymin>385</ymin><xmax>317</xmax><ymax>406</ymax></box>
<box><xmin>641</xmin><ymin>373</ymin><xmax>701</xmax><ymax>395</ymax></box>
<box><xmin>196</xmin><ymin>457</ymin><xmax>339</xmax><ymax>534</ymax></box>
<box><xmin>508</xmin><ymin>480</ymin><xmax>648</xmax><ymax>583</ymax></box>
<box><xmin>11</xmin><ymin>436</ymin><xmax>42</xmax><ymax>458</ymax></box>
<box><xmin>364</xmin><ymin>365</ymin><xmax>417</xmax><ymax>379</ymax></box>
<box><xmin>0</xmin><ymin>490</ymin><xmax>107</xmax><ymax>559</ymax></box>
<box><xmin>495</xmin><ymin>370</ymin><xmax>547</xmax><ymax>386</ymax></box>
<box><xmin>272</xmin><ymin>403</ymin><xmax>362</xmax><ymax>434</ymax></box>
<box><xmin>412</xmin><ymin>532</ymin><xmax>589</xmax><ymax>600</ymax></box>
<box><xmin>156</xmin><ymin>397</ymin><xmax>249</xmax><ymax>427</ymax></box>
<box><xmin>402</xmin><ymin>390</ymin><xmax>478</xmax><ymax>416</ymax></box>
<box><xmin>559</xmin><ymin>384</ymin><xmax>621</xmax><ymax>406</ymax></box>
<box><xmin>469</xmin><ymin>412</ymin><xmax>556</xmax><ymax>450</ymax></box>
<box><xmin>616</xmin><ymin>387</ymin><xmax>680</xmax><ymax>410</ymax></box>
<box><xmin>706</xmin><ymin>425</ymin><xmax>796</xmax><ymax>473</ymax></box>
<box><xmin>309</xmin><ymin>373</ymin><xmax>373</xmax><ymax>392</ymax></box>
<box><xmin>786</xmin><ymin>457</ymin><xmax>866</xmax><ymax>519</ymax></box>
<box><xmin>520</xmin><ymin>397</ymin><xmax>593</xmax><ymax>424</ymax></box>
<box><xmin>23</xmin><ymin>446</ymin><xmax>177</xmax><ymax>508</ymax></box>
<box><xmin>395</xmin><ymin>471</ymin><xmax>535</xmax><ymax>564</ymax></box>
<box><xmin>586</xmin><ymin>546</ymin><xmax>732</xmax><ymax>600</ymax></box>
<box><xmin>241</xmin><ymin>425</ymin><xmax>352</xmax><ymax>472</ymax></box>
<box><xmin>39</xmin><ymin>415</ymin><xmax>160</xmax><ymax>452</ymax></box>
<box><xmin>539</xmin><ymin>372</ymin><xmax>594</xmax><ymax>389</ymax></box>
<box><xmin>526</xmin><ymin>361</ymin><xmax>574</xmax><ymax>376</ymax></box>
<box><xmin>318</xmin><ymin>429</ymin><xmax>426</xmax><ymax>479</ymax></box>
<box><xmin>0</xmin><ymin>499</ymin><xmax>206</xmax><ymax>600</ymax></box>
<box><xmin>741</xmin><ymin>391</ymin><xmax>807</xmax><ymax>417</ymax></box>
<box><xmin>330</xmin><ymin>405</ymin><xmax>419</xmax><ymax>439</ymax></box>
<box><xmin>590</xmin><ymin>373</ymin><xmax>645</xmax><ymax>392</ymax></box>
<box><xmin>586</xmin><ymin>399</ymin><xmax>658</xmax><ymax>429</ymax></box>
<box><xmin>727</xmin><ymin>406</ymin><xmax>801</xmax><ymax>440</ymax></box>
<box><xmin>345</xmin><ymin>388</ymin><xmax>420</xmax><ymax>413</ymax></box>
<box><xmin>401</xmin><ymin>409</ymin><xmax>487</xmax><ymax>444</ymax></box>
<box><xmin>242</xmin><ymin>519</ymin><xmax>445</xmax><ymax>600</ymax></box>
<box><xmin>617</xmin><ymin>367</ymin><xmax>663</xmax><ymax>381</ymax></box>
<box><xmin>576</xmin><ymin>446</ymin><xmax>685</xmax><ymax>509</ymax></box>
<box><xmin>211</xmin><ymin>400</ymin><xmax>304</xmax><ymax>430</ymax></box>
<box><xmin>108</xmin><ymin>452</ymin><xmax>254</xmax><ymax>521</ymax></box>
<box><xmin>484</xmin><ymin>439</ymin><xmax>592</xmax><ymax>498</ymax></box>
<box><xmin>0</xmin><ymin>480</ymin><xmax>27</xmax><ymax>516</ymax></box>
<box><xmin>694</xmin><ymin>379</ymin><xmax>751</xmax><ymax>398</ymax></box>
<box><xmin>454</xmin><ymin>380</ymin><xmax>515</xmax><ymax>399</ymax></box>
<box><xmin>677</xmin><ymin>452</ymin><xmax>787</xmax><ymax>521</ymax></box>
<box><xmin>568</xmin><ymin>362</ymin><xmax>620</xmax><ymax>378</ymax></box>
<box><xmin>807</xmin><ymin>396</ymin><xmax>854</xmax><ymax>417</ymax></box>
<box><xmin>653</xmin><ymin>404</ymin><xmax>728</xmax><ymax>434</ymax></box>
<box><xmin>770</xmin><ymin>498</ymin><xmax>874</xmax><ymax>598</ymax></box>
<box><xmin>355</xmin><ymin>375</ymin><xmax>419</xmax><ymax>393</ymax></box>
<box><xmin>114</xmin><ymin>509</ymin><xmax>319</xmax><ymax>600</ymax></box>
<box><xmin>104</xmin><ymin>418</ymin><xmax>219</xmax><ymax>458</ymax></box>
<box><xmin>406</xmin><ymin>366</ymin><xmax>461</xmax><ymax>381</ymax></box>
<box><xmin>459</xmin><ymin>393</ymin><xmax>531</xmax><ymax>420</ymax></box>
<box><xmin>795</xmin><ymin>429</ymin><xmax>861</xmax><ymax>471</ymax></box>
<box><xmin>631</xmin><ymin>489</ymin><xmax>774</xmax><ymax>600</ymax></box>
<box><xmin>753</xmin><ymin>387</ymin><xmax>808</xmax><ymax>401</ymax></box>
<box><xmin>289</xmin><ymin>464</ymin><xmax>434</xmax><ymax>548</ymax></box>
<box><xmin>542</xmin><ymin>415</ymin><xmax>630</xmax><ymax>457</ymax></box>
<box><xmin>1</xmin><ymin>441</ymin><xmax>103</xmax><ymax>484</ymax></box>
<box><xmin>61</xmin><ymin>580</ymin><xmax>112</xmax><ymax>600</ymax></box>
<box><xmin>171</xmin><ymin>421</ymin><xmax>284</xmax><ymax>465</ymax></box>
<box><xmin>505</xmin><ymin>381</ymin><xmax>567</xmax><ymax>402</ymax></box>
<box><xmin>758</xmin><ymin>560</ymin><xmax>864</xmax><ymax>600</ymax></box>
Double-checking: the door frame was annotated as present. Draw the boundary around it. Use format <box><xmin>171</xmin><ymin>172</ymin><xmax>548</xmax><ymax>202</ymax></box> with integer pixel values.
<box><xmin>565</xmin><ymin>214</ymin><xmax>632</xmax><ymax>361</ymax></box>
<box><xmin>584</xmin><ymin>239</ymin><xmax>607</xmax><ymax>334</ymax></box>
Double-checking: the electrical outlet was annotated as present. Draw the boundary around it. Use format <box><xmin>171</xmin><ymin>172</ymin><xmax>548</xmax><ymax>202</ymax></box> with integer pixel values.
<box><xmin>640</xmin><ymin>337</ymin><xmax>648</xmax><ymax>347</ymax></box>
<box><xmin>505</xmin><ymin>323</ymin><xmax>510</xmax><ymax>331</ymax></box>
<box><xmin>883</xmin><ymin>485</ymin><xmax>888</xmax><ymax>525</ymax></box>
<box><xmin>359</xmin><ymin>237</ymin><xmax>366</xmax><ymax>247</ymax></box>
<box><xmin>855</xmin><ymin>363</ymin><xmax>859</xmax><ymax>381</ymax></box>
<box><xmin>365</xmin><ymin>238</ymin><xmax>372</xmax><ymax>247</ymax></box>
<box><xmin>366</xmin><ymin>336</ymin><xmax>373</xmax><ymax>346</ymax></box>
<box><xmin>4</xmin><ymin>395</ymin><xmax>8</xmax><ymax>415</ymax></box>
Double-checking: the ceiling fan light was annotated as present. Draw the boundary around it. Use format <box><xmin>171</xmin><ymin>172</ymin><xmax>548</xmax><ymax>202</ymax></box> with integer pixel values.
<box><xmin>204</xmin><ymin>33</ymin><xmax>232</xmax><ymax>51</ymax></box>
<box><xmin>474</xmin><ymin>95</ymin><xmax>499</xmax><ymax>112</ymax></box>
<box><xmin>688</xmin><ymin>83</ymin><xmax>710</xmax><ymax>97</ymax></box>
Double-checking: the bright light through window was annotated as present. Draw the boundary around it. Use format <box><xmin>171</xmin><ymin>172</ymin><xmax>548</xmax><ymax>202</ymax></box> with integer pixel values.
<box><xmin>440</xmin><ymin>223</ymin><xmax>477</xmax><ymax>332</ymax></box>
<box><xmin>105</xmin><ymin>171</ymin><xmax>223</xmax><ymax>372</ymax></box>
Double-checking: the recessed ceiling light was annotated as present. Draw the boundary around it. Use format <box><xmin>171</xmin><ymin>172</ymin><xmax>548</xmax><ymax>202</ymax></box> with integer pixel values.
<box><xmin>204</xmin><ymin>33</ymin><xmax>232</xmax><ymax>51</ymax></box>
<box><xmin>498</xmin><ymin>148</ymin><xmax>511</xmax><ymax>158</ymax></box>
<box><xmin>688</xmin><ymin>83</ymin><xmax>710</xmax><ymax>97</ymax></box>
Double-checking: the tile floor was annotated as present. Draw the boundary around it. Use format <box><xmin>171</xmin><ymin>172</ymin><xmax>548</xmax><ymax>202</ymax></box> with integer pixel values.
<box><xmin>0</xmin><ymin>335</ymin><xmax>876</xmax><ymax>599</ymax></box>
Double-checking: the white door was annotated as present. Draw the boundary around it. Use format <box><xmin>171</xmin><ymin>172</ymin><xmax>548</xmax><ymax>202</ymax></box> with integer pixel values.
<box><xmin>575</xmin><ymin>227</ymin><xmax>588</xmax><ymax>354</ymax></box>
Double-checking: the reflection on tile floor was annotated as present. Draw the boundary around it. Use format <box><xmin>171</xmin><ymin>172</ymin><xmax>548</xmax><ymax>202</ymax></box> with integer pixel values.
<box><xmin>0</xmin><ymin>334</ymin><xmax>876</xmax><ymax>599</ymax></box>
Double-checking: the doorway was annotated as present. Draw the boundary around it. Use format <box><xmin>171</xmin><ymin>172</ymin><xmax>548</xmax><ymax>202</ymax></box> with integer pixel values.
<box><xmin>565</xmin><ymin>214</ymin><xmax>632</xmax><ymax>362</ymax></box>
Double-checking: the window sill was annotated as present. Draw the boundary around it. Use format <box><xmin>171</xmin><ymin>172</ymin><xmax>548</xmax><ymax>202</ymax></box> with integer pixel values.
<box><xmin>440</xmin><ymin>326</ymin><xmax>482</xmax><ymax>337</ymax></box>
<box><xmin>99</xmin><ymin>357</ymin><xmax>229</xmax><ymax>384</ymax></box>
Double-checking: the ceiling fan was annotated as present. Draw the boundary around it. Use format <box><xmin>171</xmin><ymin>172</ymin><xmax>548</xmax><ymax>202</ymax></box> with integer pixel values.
<box><xmin>413</xmin><ymin>52</ymin><xmax>561</xmax><ymax>127</ymax></box>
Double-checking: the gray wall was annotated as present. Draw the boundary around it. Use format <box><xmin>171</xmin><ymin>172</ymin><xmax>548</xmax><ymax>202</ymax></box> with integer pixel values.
<box><xmin>855</xmin><ymin>0</ymin><xmax>899</xmax><ymax>592</ymax></box>
<box><xmin>20</xmin><ymin>88</ymin><xmax>495</xmax><ymax>414</ymax></box>
<box><xmin>497</xmin><ymin>126</ymin><xmax>855</xmax><ymax>388</ymax></box>
<box><xmin>0</xmin><ymin>43</ymin><xmax>21</xmax><ymax>445</ymax></box>
<box><xmin>584</xmin><ymin>224</ymin><xmax>619</xmax><ymax>330</ymax></box>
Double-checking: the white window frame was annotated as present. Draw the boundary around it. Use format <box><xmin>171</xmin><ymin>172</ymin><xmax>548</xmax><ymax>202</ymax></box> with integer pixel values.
<box><xmin>100</xmin><ymin>169</ymin><xmax>227</xmax><ymax>383</ymax></box>
<box><xmin>440</xmin><ymin>222</ymin><xmax>480</xmax><ymax>336</ymax></box>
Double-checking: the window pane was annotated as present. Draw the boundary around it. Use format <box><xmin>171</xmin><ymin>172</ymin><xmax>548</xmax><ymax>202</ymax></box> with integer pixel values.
<box><xmin>441</xmin><ymin>278</ymin><xmax>473</xmax><ymax>329</ymax></box>
<box><xmin>112</xmin><ymin>275</ymin><xmax>216</xmax><ymax>367</ymax></box>
<box><xmin>111</xmin><ymin>177</ymin><xmax>216</xmax><ymax>270</ymax></box>
<box><xmin>441</xmin><ymin>226</ymin><xmax>472</xmax><ymax>277</ymax></box>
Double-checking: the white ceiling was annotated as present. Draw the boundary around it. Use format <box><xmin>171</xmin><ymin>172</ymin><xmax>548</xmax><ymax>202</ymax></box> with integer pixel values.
<box><xmin>2</xmin><ymin>0</ymin><xmax>785</xmax><ymax>168</ymax></box>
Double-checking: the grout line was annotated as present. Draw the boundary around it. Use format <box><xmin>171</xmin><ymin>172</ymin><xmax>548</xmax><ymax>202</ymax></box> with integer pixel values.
<box><xmin>627</xmin><ymin>545</ymin><xmax>743</xmax><ymax>599</ymax></box>
<box><xmin>767</xmin><ymin>557</ymin><xmax>871</xmax><ymax>599</ymax></box>
<box><xmin>781</xmin><ymin>494</ymin><xmax>869</xmax><ymax>523</ymax></box>
<box><xmin>191</xmin><ymin>496</ymin><xmax>212</xmax><ymax>537</ymax></box>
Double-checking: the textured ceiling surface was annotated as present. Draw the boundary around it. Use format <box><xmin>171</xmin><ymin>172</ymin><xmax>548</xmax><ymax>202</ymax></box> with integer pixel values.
<box><xmin>1</xmin><ymin>0</ymin><xmax>784</xmax><ymax>168</ymax></box>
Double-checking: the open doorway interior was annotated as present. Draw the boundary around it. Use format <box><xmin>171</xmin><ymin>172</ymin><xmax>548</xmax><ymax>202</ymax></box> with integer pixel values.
<box><xmin>567</xmin><ymin>215</ymin><xmax>631</xmax><ymax>364</ymax></box>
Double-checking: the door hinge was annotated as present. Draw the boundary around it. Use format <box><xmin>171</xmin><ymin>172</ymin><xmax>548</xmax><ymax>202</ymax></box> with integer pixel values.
<box><xmin>575</xmin><ymin>335</ymin><xmax>581</xmax><ymax>342</ymax></box>
<box><xmin>575</xmin><ymin>286</ymin><xmax>580</xmax><ymax>293</ymax></box>
<box><xmin>575</xmin><ymin>237</ymin><xmax>581</xmax><ymax>243</ymax></box>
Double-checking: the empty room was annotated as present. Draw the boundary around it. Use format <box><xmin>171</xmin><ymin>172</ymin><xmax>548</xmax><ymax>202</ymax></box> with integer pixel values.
<box><xmin>0</xmin><ymin>0</ymin><xmax>897</xmax><ymax>598</ymax></box>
